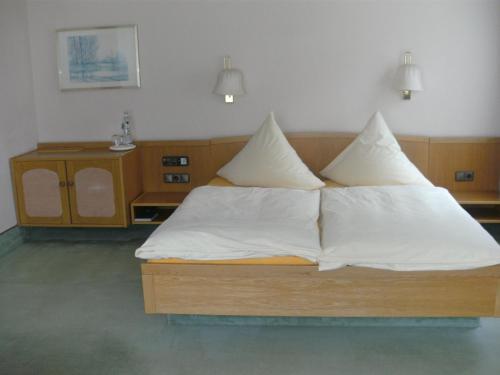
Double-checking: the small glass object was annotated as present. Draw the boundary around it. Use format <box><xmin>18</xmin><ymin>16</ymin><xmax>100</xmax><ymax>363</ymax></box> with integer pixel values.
<box><xmin>112</xmin><ymin>134</ymin><xmax>123</xmax><ymax>147</ymax></box>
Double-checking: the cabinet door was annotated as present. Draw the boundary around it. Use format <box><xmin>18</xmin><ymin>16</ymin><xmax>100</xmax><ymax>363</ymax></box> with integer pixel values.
<box><xmin>66</xmin><ymin>159</ymin><xmax>125</xmax><ymax>226</ymax></box>
<box><xmin>13</xmin><ymin>161</ymin><xmax>71</xmax><ymax>225</ymax></box>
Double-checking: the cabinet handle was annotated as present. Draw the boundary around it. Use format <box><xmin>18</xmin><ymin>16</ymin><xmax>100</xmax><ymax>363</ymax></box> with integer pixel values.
<box><xmin>59</xmin><ymin>181</ymin><xmax>66</xmax><ymax>188</ymax></box>
<box><xmin>67</xmin><ymin>181</ymin><xmax>74</xmax><ymax>187</ymax></box>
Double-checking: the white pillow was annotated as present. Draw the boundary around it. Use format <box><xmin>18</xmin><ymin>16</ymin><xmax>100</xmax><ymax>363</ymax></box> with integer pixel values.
<box><xmin>217</xmin><ymin>113</ymin><xmax>325</xmax><ymax>190</ymax></box>
<box><xmin>320</xmin><ymin>111</ymin><xmax>432</xmax><ymax>187</ymax></box>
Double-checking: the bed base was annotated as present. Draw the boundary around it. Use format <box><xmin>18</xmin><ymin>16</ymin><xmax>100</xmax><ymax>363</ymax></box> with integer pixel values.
<box><xmin>141</xmin><ymin>263</ymin><xmax>500</xmax><ymax>317</ymax></box>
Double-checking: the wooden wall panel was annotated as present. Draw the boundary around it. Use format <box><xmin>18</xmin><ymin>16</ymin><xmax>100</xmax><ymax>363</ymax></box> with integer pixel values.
<box><xmin>36</xmin><ymin>135</ymin><xmax>498</xmax><ymax>195</ymax></box>
<box><xmin>141</xmin><ymin>143</ymin><xmax>211</xmax><ymax>193</ymax></box>
<box><xmin>210</xmin><ymin>136</ymin><xmax>249</xmax><ymax>176</ymax></box>
<box><xmin>429</xmin><ymin>138</ymin><xmax>500</xmax><ymax>192</ymax></box>
<box><xmin>399</xmin><ymin>137</ymin><xmax>430</xmax><ymax>177</ymax></box>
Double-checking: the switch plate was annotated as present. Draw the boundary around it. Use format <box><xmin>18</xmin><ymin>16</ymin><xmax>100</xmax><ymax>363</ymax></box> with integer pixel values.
<box><xmin>164</xmin><ymin>173</ymin><xmax>190</xmax><ymax>184</ymax></box>
<box><xmin>162</xmin><ymin>156</ymin><xmax>189</xmax><ymax>167</ymax></box>
<box><xmin>455</xmin><ymin>171</ymin><xmax>474</xmax><ymax>182</ymax></box>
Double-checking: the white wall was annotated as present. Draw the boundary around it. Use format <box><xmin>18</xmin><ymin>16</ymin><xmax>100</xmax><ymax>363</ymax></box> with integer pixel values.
<box><xmin>26</xmin><ymin>0</ymin><xmax>500</xmax><ymax>142</ymax></box>
<box><xmin>0</xmin><ymin>0</ymin><xmax>38</xmax><ymax>233</ymax></box>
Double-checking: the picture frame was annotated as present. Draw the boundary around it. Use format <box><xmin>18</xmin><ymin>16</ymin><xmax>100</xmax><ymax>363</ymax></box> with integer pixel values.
<box><xmin>56</xmin><ymin>25</ymin><xmax>140</xmax><ymax>90</ymax></box>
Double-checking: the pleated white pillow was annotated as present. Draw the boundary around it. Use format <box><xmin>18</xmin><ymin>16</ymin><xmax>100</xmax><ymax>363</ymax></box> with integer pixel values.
<box><xmin>320</xmin><ymin>111</ymin><xmax>432</xmax><ymax>187</ymax></box>
<box><xmin>217</xmin><ymin>113</ymin><xmax>325</xmax><ymax>190</ymax></box>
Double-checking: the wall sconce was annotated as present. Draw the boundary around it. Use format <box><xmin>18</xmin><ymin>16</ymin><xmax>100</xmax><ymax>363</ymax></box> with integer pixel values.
<box><xmin>394</xmin><ymin>51</ymin><xmax>423</xmax><ymax>100</ymax></box>
<box><xmin>213</xmin><ymin>56</ymin><xmax>246</xmax><ymax>103</ymax></box>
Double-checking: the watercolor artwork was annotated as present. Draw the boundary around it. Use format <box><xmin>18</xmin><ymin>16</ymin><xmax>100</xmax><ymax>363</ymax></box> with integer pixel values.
<box><xmin>57</xmin><ymin>25</ymin><xmax>140</xmax><ymax>90</ymax></box>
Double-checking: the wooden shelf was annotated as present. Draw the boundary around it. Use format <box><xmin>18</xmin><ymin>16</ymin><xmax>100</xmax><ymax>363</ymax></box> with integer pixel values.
<box><xmin>451</xmin><ymin>191</ymin><xmax>500</xmax><ymax>224</ymax></box>
<box><xmin>451</xmin><ymin>191</ymin><xmax>500</xmax><ymax>205</ymax></box>
<box><xmin>132</xmin><ymin>192</ymin><xmax>188</xmax><ymax>207</ymax></box>
<box><xmin>131</xmin><ymin>192</ymin><xmax>188</xmax><ymax>224</ymax></box>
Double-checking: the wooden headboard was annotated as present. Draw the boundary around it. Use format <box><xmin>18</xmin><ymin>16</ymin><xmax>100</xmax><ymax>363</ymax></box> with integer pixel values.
<box><xmin>39</xmin><ymin>134</ymin><xmax>499</xmax><ymax>194</ymax></box>
<box><xmin>139</xmin><ymin>132</ymin><xmax>431</xmax><ymax>193</ymax></box>
<box><xmin>210</xmin><ymin>133</ymin><xmax>430</xmax><ymax>177</ymax></box>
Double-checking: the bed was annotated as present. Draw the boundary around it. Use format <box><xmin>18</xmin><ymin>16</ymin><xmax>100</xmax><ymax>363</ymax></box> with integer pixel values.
<box><xmin>139</xmin><ymin>178</ymin><xmax>500</xmax><ymax>317</ymax></box>
<box><xmin>138</xmin><ymin>127</ymin><xmax>500</xmax><ymax>317</ymax></box>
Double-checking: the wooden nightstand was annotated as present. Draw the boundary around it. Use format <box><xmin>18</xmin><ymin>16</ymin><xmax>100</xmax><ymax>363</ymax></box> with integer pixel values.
<box><xmin>131</xmin><ymin>192</ymin><xmax>188</xmax><ymax>224</ymax></box>
<box><xmin>451</xmin><ymin>191</ymin><xmax>500</xmax><ymax>224</ymax></box>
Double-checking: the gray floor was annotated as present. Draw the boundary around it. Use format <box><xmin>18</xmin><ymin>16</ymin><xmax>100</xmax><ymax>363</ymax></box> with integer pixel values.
<box><xmin>1</xmin><ymin>238</ymin><xmax>500</xmax><ymax>375</ymax></box>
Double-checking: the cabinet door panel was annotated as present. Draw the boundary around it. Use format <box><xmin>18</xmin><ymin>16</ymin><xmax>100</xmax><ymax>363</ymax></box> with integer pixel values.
<box><xmin>14</xmin><ymin>161</ymin><xmax>70</xmax><ymax>225</ymax></box>
<box><xmin>74</xmin><ymin>167</ymin><xmax>116</xmax><ymax>218</ymax></box>
<box><xmin>66</xmin><ymin>159</ymin><xmax>125</xmax><ymax>225</ymax></box>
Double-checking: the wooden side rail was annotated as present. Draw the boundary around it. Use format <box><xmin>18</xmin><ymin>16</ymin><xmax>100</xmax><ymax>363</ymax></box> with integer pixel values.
<box><xmin>142</xmin><ymin>263</ymin><xmax>500</xmax><ymax>317</ymax></box>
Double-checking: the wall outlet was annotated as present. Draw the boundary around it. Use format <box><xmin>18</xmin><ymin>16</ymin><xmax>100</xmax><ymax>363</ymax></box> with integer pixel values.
<box><xmin>455</xmin><ymin>170</ymin><xmax>474</xmax><ymax>182</ymax></box>
<box><xmin>164</xmin><ymin>173</ymin><xmax>190</xmax><ymax>184</ymax></box>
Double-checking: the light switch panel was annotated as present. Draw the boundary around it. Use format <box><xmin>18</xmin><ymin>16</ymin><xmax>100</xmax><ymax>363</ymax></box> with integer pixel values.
<box><xmin>162</xmin><ymin>156</ymin><xmax>189</xmax><ymax>167</ymax></box>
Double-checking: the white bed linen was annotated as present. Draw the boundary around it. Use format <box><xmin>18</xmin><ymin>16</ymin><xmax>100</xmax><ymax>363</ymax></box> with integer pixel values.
<box><xmin>135</xmin><ymin>186</ymin><xmax>321</xmax><ymax>261</ymax></box>
<box><xmin>319</xmin><ymin>185</ymin><xmax>500</xmax><ymax>271</ymax></box>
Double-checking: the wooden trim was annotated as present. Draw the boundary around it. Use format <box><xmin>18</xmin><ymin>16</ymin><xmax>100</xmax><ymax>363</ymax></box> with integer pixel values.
<box><xmin>210</xmin><ymin>132</ymin><xmax>429</xmax><ymax>144</ymax></box>
<box><xmin>142</xmin><ymin>263</ymin><xmax>500</xmax><ymax>278</ymax></box>
<box><xmin>141</xmin><ymin>263</ymin><xmax>500</xmax><ymax>317</ymax></box>
<box><xmin>13</xmin><ymin>149</ymin><xmax>131</xmax><ymax>161</ymax></box>
<box><xmin>452</xmin><ymin>191</ymin><xmax>500</xmax><ymax>205</ymax></box>
<box><xmin>132</xmin><ymin>192</ymin><xmax>187</xmax><ymax>206</ymax></box>
<box><xmin>38</xmin><ymin>141</ymin><xmax>110</xmax><ymax>150</ymax></box>
<box><xmin>430</xmin><ymin>137</ymin><xmax>500</xmax><ymax>144</ymax></box>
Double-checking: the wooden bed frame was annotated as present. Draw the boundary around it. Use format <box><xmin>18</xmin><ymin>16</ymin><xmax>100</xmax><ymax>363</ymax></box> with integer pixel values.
<box><xmin>142</xmin><ymin>263</ymin><xmax>500</xmax><ymax>317</ymax></box>
<box><xmin>139</xmin><ymin>133</ymin><xmax>500</xmax><ymax>317</ymax></box>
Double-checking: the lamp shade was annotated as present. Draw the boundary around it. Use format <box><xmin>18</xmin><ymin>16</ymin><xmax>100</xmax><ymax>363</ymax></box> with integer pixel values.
<box><xmin>213</xmin><ymin>68</ymin><xmax>246</xmax><ymax>96</ymax></box>
<box><xmin>394</xmin><ymin>64</ymin><xmax>424</xmax><ymax>91</ymax></box>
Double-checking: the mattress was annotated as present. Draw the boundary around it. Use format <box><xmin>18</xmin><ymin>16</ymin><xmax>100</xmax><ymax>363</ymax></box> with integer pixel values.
<box><xmin>144</xmin><ymin>177</ymin><xmax>340</xmax><ymax>265</ymax></box>
<box><xmin>209</xmin><ymin>176</ymin><xmax>344</xmax><ymax>188</ymax></box>
<box><xmin>137</xmin><ymin>184</ymin><xmax>321</xmax><ymax>262</ymax></box>
<box><xmin>148</xmin><ymin>256</ymin><xmax>314</xmax><ymax>265</ymax></box>
<box><xmin>208</xmin><ymin>176</ymin><xmax>235</xmax><ymax>187</ymax></box>
<box><xmin>319</xmin><ymin>185</ymin><xmax>500</xmax><ymax>271</ymax></box>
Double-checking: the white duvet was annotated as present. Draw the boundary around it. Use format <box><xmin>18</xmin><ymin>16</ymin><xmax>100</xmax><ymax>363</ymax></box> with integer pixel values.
<box><xmin>319</xmin><ymin>185</ymin><xmax>500</xmax><ymax>271</ymax></box>
<box><xmin>135</xmin><ymin>186</ymin><xmax>321</xmax><ymax>261</ymax></box>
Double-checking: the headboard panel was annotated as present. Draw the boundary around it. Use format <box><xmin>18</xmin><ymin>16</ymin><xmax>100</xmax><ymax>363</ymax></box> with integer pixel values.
<box><xmin>39</xmin><ymin>134</ymin><xmax>498</xmax><ymax>194</ymax></box>
<box><xmin>210</xmin><ymin>133</ymin><xmax>430</xmax><ymax>177</ymax></box>
<box><xmin>428</xmin><ymin>138</ymin><xmax>500</xmax><ymax>192</ymax></box>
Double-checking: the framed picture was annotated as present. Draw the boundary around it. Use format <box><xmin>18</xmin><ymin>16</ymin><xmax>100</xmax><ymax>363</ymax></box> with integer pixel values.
<box><xmin>57</xmin><ymin>25</ymin><xmax>140</xmax><ymax>90</ymax></box>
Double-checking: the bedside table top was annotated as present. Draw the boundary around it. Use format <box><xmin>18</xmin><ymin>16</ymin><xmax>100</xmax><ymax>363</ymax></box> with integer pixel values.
<box><xmin>132</xmin><ymin>192</ymin><xmax>189</xmax><ymax>207</ymax></box>
<box><xmin>451</xmin><ymin>191</ymin><xmax>500</xmax><ymax>205</ymax></box>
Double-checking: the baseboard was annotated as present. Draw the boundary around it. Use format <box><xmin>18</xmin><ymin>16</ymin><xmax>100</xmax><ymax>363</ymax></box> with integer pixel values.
<box><xmin>0</xmin><ymin>226</ymin><xmax>24</xmax><ymax>258</ymax></box>
<box><xmin>166</xmin><ymin>315</ymin><xmax>481</xmax><ymax>328</ymax></box>
<box><xmin>19</xmin><ymin>225</ymin><xmax>155</xmax><ymax>242</ymax></box>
